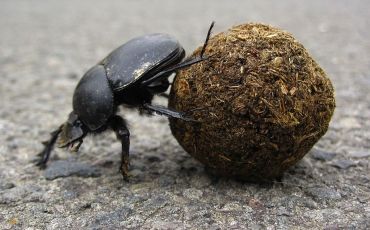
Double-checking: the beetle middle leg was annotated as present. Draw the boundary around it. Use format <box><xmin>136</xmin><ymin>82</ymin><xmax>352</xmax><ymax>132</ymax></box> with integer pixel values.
<box><xmin>109</xmin><ymin>115</ymin><xmax>131</xmax><ymax>181</ymax></box>
<box><xmin>142</xmin><ymin>103</ymin><xmax>198</xmax><ymax>122</ymax></box>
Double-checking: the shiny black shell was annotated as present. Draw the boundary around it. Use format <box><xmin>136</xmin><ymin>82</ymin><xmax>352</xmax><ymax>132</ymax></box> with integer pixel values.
<box><xmin>100</xmin><ymin>33</ymin><xmax>185</xmax><ymax>91</ymax></box>
<box><xmin>73</xmin><ymin>65</ymin><xmax>114</xmax><ymax>130</ymax></box>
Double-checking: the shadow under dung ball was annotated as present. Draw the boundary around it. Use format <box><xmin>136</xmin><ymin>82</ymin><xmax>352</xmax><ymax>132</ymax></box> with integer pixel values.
<box><xmin>169</xmin><ymin>23</ymin><xmax>335</xmax><ymax>181</ymax></box>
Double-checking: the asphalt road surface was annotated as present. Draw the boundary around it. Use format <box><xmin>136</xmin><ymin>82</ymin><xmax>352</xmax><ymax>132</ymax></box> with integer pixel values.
<box><xmin>0</xmin><ymin>0</ymin><xmax>369</xmax><ymax>229</ymax></box>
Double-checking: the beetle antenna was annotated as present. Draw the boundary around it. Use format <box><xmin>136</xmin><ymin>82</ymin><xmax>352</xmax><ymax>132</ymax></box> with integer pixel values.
<box><xmin>200</xmin><ymin>21</ymin><xmax>215</xmax><ymax>58</ymax></box>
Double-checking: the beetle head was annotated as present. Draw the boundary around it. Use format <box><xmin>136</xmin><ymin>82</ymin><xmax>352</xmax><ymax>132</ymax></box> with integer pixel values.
<box><xmin>57</xmin><ymin>112</ymin><xmax>86</xmax><ymax>152</ymax></box>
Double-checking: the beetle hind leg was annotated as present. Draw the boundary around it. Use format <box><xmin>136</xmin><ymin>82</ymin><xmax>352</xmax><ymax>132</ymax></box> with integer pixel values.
<box><xmin>109</xmin><ymin>115</ymin><xmax>131</xmax><ymax>181</ymax></box>
<box><xmin>200</xmin><ymin>21</ymin><xmax>215</xmax><ymax>58</ymax></box>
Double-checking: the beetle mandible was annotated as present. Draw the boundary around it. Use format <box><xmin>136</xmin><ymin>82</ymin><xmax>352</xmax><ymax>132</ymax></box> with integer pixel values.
<box><xmin>36</xmin><ymin>22</ymin><xmax>215</xmax><ymax>180</ymax></box>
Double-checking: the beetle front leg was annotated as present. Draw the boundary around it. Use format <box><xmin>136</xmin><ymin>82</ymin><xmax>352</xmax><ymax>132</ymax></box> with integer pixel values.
<box><xmin>109</xmin><ymin>115</ymin><xmax>130</xmax><ymax>181</ymax></box>
<box><xmin>35</xmin><ymin>126</ymin><xmax>62</xmax><ymax>168</ymax></box>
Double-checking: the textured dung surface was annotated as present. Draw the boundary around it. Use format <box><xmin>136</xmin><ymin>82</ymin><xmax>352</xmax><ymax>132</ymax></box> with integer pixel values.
<box><xmin>169</xmin><ymin>23</ymin><xmax>335</xmax><ymax>180</ymax></box>
<box><xmin>0</xmin><ymin>0</ymin><xmax>370</xmax><ymax>229</ymax></box>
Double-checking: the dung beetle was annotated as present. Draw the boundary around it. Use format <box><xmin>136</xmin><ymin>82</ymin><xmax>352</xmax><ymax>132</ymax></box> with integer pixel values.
<box><xmin>36</xmin><ymin>22</ymin><xmax>215</xmax><ymax>180</ymax></box>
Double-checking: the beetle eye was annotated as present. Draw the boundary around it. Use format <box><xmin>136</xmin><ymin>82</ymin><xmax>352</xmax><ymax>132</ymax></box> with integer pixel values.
<box><xmin>75</xmin><ymin>120</ymin><xmax>82</xmax><ymax>127</ymax></box>
<box><xmin>67</xmin><ymin>112</ymin><xmax>79</xmax><ymax>125</ymax></box>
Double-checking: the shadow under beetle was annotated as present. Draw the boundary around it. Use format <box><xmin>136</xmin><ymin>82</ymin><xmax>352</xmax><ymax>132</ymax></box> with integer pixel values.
<box><xmin>36</xmin><ymin>22</ymin><xmax>215</xmax><ymax>180</ymax></box>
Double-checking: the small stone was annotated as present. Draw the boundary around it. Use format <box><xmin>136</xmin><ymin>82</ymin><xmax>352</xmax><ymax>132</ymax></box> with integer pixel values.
<box><xmin>0</xmin><ymin>184</ymin><xmax>43</xmax><ymax>204</ymax></box>
<box><xmin>221</xmin><ymin>202</ymin><xmax>243</xmax><ymax>212</ymax></box>
<box><xmin>130</xmin><ymin>182</ymin><xmax>154</xmax><ymax>192</ymax></box>
<box><xmin>63</xmin><ymin>190</ymin><xmax>78</xmax><ymax>199</ymax></box>
<box><xmin>145</xmin><ymin>154</ymin><xmax>161</xmax><ymax>163</ymax></box>
<box><xmin>303</xmin><ymin>210</ymin><xmax>324</xmax><ymax>222</ymax></box>
<box><xmin>44</xmin><ymin>160</ymin><xmax>101</xmax><ymax>180</ymax></box>
<box><xmin>183</xmin><ymin>188</ymin><xmax>203</xmax><ymax>200</ymax></box>
<box><xmin>347</xmin><ymin>150</ymin><xmax>370</xmax><ymax>158</ymax></box>
<box><xmin>302</xmin><ymin>198</ymin><xmax>318</xmax><ymax>209</ymax></box>
<box><xmin>47</xmin><ymin>217</ymin><xmax>73</xmax><ymax>229</ymax></box>
<box><xmin>277</xmin><ymin>207</ymin><xmax>292</xmax><ymax>216</ymax></box>
<box><xmin>91</xmin><ymin>207</ymin><xmax>133</xmax><ymax>227</ymax></box>
<box><xmin>357</xmin><ymin>195</ymin><xmax>369</xmax><ymax>204</ymax></box>
<box><xmin>311</xmin><ymin>148</ymin><xmax>336</xmax><ymax>161</ymax></box>
<box><xmin>306</xmin><ymin>187</ymin><xmax>342</xmax><ymax>201</ymax></box>
<box><xmin>0</xmin><ymin>181</ymin><xmax>15</xmax><ymax>191</ymax></box>
<box><xmin>79</xmin><ymin>202</ymin><xmax>92</xmax><ymax>210</ymax></box>
<box><xmin>330</xmin><ymin>159</ymin><xmax>357</xmax><ymax>169</ymax></box>
<box><xmin>324</xmin><ymin>224</ymin><xmax>340</xmax><ymax>230</ymax></box>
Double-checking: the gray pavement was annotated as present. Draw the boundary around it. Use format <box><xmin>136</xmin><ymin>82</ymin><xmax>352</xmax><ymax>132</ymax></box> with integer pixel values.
<box><xmin>0</xmin><ymin>0</ymin><xmax>369</xmax><ymax>229</ymax></box>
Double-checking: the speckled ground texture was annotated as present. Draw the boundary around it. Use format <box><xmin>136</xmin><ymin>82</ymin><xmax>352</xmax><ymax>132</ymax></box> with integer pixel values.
<box><xmin>0</xmin><ymin>0</ymin><xmax>369</xmax><ymax>229</ymax></box>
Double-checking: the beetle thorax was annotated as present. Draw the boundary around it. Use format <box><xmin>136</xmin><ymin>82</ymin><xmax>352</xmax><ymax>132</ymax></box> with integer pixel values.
<box><xmin>72</xmin><ymin>65</ymin><xmax>114</xmax><ymax>131</ymax></box>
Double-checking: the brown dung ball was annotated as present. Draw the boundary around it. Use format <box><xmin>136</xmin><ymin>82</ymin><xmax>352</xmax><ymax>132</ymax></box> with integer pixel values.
<box><xmin>169</xmin><ymin>23</ymin><xmax>335</xmax><ymax>181</ymax></box>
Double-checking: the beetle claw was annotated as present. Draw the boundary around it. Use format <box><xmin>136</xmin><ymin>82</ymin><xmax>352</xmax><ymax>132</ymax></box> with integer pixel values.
<box><xmin>34</xmin><ymin>154</ymin><xmax>47</xmax><ymax>169</ymax></box>
<box><xmin>68</xmin><ymin>139</ymin><xmax>83</xmax><ymax>153</ymax></box>
<box><xmin>119</xmin><ymin>164</ymin><xmax>130</xmax><ymax>182</ymax></box>
<box><xmin>121</xmin><ymin>157</ymin><xmax>130</xmax><ymax>181</ymax></box>
<box><xmin>36</xmin><ymin>162</ymin><xmax>47</xmax><ymax>170</ymax></box>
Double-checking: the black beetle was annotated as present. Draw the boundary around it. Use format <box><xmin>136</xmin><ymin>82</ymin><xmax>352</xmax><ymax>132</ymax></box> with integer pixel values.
<box><xmin>36</xmin><ymin>22</ymin><xmax>215</xmax><ymax>180</ymax></box>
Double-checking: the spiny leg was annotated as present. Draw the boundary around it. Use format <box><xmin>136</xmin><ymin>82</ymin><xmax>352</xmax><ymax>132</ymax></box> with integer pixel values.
<box><xmin>199</xmin><ymin>21</ymin><xmax>215</xmax><ymax>58</ymax></box>
<box><xmin>142</xmin><ymin>103</ymin><xmax>198</xmax><ymax>122</ymax></box>
<box><xmin>140</xmin><ymin>57</ymin><xmax>204</xmax><ymax>86</ymax></box>
<box><xmin>35</xmin><ymin>126</ymin><xmax>62</xmax><ymax>168</ymax></box>
<box><xmin>109</xmin><ymin>115</ymin><xmax>130</xmax><ymax>181</ymax></box>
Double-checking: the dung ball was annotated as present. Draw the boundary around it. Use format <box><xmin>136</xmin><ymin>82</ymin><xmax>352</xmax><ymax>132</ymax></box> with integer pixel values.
<box><xmin>169</xmin><ymin>23</ymin><xmax>335</xmax><ymax>181</ymax></box>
